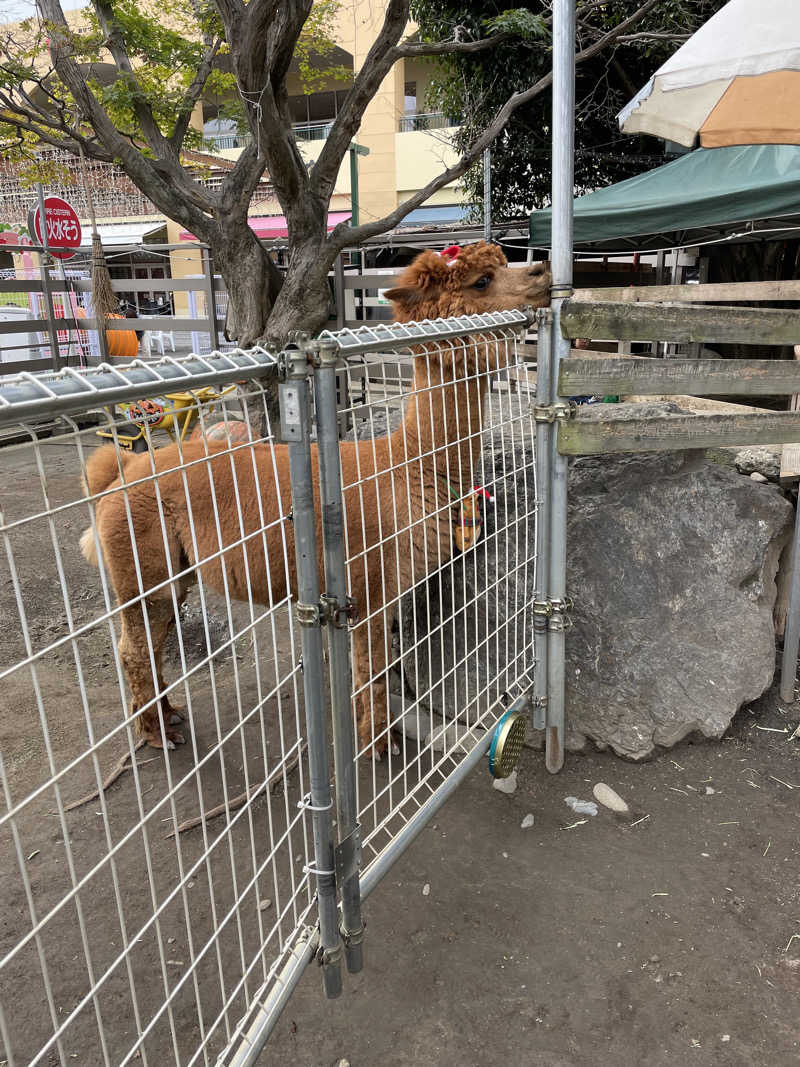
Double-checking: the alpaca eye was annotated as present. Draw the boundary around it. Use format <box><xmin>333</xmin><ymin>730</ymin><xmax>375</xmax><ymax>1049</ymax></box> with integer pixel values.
<box><xmin>473</xmin><ymin>275</ymin><xmax>492</xmax><ymax>291</ymax></box>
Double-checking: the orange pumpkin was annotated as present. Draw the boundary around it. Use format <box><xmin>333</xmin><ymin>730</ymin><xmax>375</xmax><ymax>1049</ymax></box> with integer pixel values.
<box><xmin>105</xmin><ymin>314</ymin><xmax>138</xmax><ymax>359</ymax></box>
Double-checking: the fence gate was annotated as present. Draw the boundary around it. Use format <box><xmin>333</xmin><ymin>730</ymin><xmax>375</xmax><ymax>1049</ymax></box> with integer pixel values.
<box><xmin>0</xmin><ymin>309</ymin><xmax>543</xmax><ymax>1065</ymax></box>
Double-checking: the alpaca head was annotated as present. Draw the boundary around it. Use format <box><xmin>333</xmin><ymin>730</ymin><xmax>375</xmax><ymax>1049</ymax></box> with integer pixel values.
<box><xmin>385</xmin><ymin>242</ymin><xmax>550</xmax><ymax>378</ymax></box>
<box><xmin>384</xmin><ymin>241</ymin><xmax>551</xmax><ymax>323</ymax></box>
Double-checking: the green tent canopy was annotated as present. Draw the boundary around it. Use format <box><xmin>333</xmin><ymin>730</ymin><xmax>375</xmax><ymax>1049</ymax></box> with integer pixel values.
<box><xmin>529</xmin><ymin>144</ymin><xmax>800</xmax><ymax>252</ymax></box>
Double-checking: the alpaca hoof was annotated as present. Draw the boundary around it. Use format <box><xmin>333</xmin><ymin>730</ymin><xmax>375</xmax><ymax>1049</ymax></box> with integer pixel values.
<box><xmin>390</xmin><ymin>738</ymin><xmax>400</xmax><ymax>756</ymax></box>
<box><xmin>146</xmin><ymin>728</ymin><xmax>186</xmax><ymax>750</ymax></box>
<box><xmin>169</xmin><ymin>712</ymin><xmax>184</xmax><ymax>726</ymax></box>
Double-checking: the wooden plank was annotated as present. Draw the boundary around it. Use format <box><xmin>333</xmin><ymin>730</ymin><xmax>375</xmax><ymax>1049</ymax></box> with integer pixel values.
<box><xmin>343</xmin><ymin>273</ymin><xmax>400</xmax><ymax>289</ymax></box>
<box><xmin>560</xmin><ymin>301</ymin><xmax>800</xmax><ymax>346</ymax></box>
<box><xmin>559</xmin><ymin>357</ymin><xmax>800</xmax><ymax>397</ymax></box>
<box><xmin>558</xmin><ymin>411</ymin><xmax>800</xmax><ymax>456</ymax></box>
<box><xmin>780</xmin><ymin>344</ymin><xmax>800</xmax><ymax>481</ymax></box>
<box><xmin>573</xmin><ymin>279</ymin><xmax>800</xmax><ymax>304</ymax></box>
<box><xmin>0</xmin><ymin>358</ymin><xmax>59</xmax><ymax>375</ymax></box>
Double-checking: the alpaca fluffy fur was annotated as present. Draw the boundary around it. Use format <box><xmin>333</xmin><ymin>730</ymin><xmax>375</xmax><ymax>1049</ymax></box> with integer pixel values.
<box><xmin>80</xmin><ymin>242</ymin><xmax>550</xmax><ymax>753</ymax></box>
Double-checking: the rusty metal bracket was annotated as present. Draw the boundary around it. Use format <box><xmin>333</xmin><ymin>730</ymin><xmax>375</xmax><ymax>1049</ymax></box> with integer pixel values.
<box><xmin>533</xmin><ymin>401</ymin><xmax>575</xmax><ymax>424</ymax></box>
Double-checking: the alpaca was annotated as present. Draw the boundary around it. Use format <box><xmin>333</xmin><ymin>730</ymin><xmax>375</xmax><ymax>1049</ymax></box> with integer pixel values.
<box><xmin>80</xmin><ymin>242</ymin><xmax>550</xmax><ymax>756</ymax></box>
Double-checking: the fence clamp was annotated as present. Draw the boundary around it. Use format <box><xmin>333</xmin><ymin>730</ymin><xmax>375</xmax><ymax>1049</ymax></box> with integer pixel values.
<box><xmin>533</xmin><ymin>401</ymin><xmax>575</xmax><ymax>424</ymax></box>
<box><xmin>319</xmin><ymin>593</ymin><xmax>359</xmax><ymax>628</ymax></box>
<box><xmin>534</xmin><ymin>595</ymin><xmax>575</xmax><ymax>629</ymax></box>
<box><xmin>334</xmin><ymin>825</ymin><xmax>362</xmax><ymax>885</ymax></box>
<box><xmin>295</xmin><ymin>601</ymin><xmax>321</xmax><ymax>627</ymax></box>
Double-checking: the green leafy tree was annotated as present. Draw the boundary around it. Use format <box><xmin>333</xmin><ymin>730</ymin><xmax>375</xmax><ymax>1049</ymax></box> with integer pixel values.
<box><xmin>413</xmin><ymin>0</ymin><xmax>730</xmax><ymax>219</ymax></box>
<box><xmin>1</xmin><ymin>0</ymin><xmax>670</xmax><ymax>342</ymax></box>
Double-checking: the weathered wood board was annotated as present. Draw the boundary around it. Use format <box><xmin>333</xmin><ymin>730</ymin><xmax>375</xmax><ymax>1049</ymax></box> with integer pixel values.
<box><xmin>558</xmin><ymin>411</ymin><xmax>800</xmax><ymax>456</ymax></box>
<box><xmin>573</xmin><ymin>279</ymin><xmax>800</xmax><ymax>304</ymax></box>
<box><xmin>558</xmin><ymin>357</ymin><xmax>800</xmax><ymax>397</ymax></box>
<box><xmin>560</xmin><ymin>301</ymin><xmax>800</xmax><ymax>346</ymax></box>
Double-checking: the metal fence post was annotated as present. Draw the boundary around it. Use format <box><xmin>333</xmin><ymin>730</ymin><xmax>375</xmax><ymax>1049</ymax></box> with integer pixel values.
<box><xmin>546</xmin><ymin>0</ymin><xmax>576</xmax><ymax>774</ymax></box>
<box><xmin>780</xmin><ymin>504</ymin><xmax>800</xmax><ymax>702</ymax></box>
<box><xmin>312</xmin><ymin>337</ymin><xmax>365</xmax><ymax>974</ymax></box>
<box><xmin>278</xmin><ymin>342</ymin><xmax>343</xmax><ymax>999</ymax></box>
<box><xmin>533</xmin><ymin>308</ymin><xmax>553</xmax><ymax>731</ymax></box>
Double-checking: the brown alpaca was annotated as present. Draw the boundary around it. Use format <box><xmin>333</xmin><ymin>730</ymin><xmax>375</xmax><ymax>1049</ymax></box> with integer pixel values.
<box><xmin>80</xmin><ymin>242</ymin><xmax>550</xmax><ymax>755</ymax></box>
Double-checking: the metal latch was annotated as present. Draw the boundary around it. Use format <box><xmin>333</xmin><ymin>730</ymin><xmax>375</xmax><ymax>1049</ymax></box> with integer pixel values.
<box><xmin>320</xmin><ymin>593</ymin><xmax>358</xmax><ymax>628</ymax></box>
<box><xmin>532</xmin><ymin>401</ymin><xmax>575</xmax><ymax>424</ymax></box>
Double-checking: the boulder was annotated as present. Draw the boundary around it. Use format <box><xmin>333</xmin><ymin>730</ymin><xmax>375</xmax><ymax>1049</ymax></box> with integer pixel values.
<box><xmin>401</xmin><ymin>404</ymin><xmax>793</xmax><ymax>760</ymax></box>
<box><xmin>735</xmin><ymin>446</ymin><xmax>782</xmax><ymax>483</ymax></box>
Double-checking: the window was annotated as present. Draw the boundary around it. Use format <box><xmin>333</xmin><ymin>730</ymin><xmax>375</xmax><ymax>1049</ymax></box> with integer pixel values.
<box><xmin>404</xmin><ymin>81</ymin><xmax>417</xmax><ymax>114</ymax></box>
<box><xmin>308</xmin><ymin>91</ymin><xmax>336</xmax><ymax>123</ymax></box>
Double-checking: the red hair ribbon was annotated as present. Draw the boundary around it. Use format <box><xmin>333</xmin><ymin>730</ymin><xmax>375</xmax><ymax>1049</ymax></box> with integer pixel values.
<box><xmin>440</xmin><ymin>245</ymin><xmax>461</xmax><ymax>263</ymax></box>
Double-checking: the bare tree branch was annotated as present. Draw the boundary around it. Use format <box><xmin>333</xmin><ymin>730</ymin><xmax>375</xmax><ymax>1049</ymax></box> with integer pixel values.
<box><xmin>169</xmin><ymin>37</ymin><xmax>222</xmax><ymax>151</ymax></box>
<box><xmin>327</xmin><ymin>0</ymin><xmax>660</xmax><ymax>251</ymax></box>
<box><xmin>395</xmin><ymin>32</ymin><xmax>514</xmax><ymax>57</ymax></box>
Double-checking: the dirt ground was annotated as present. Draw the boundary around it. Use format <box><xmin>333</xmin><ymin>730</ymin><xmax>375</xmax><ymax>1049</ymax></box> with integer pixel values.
<box><xmin>2</xmin><ymin>436</ymin><xmax>800</xmax><ymax>1066</ymax></box>
<box><xmin>265</xmin><ymin>689</ymin><xmax>800</xmax><ymax>1067</ymax></box>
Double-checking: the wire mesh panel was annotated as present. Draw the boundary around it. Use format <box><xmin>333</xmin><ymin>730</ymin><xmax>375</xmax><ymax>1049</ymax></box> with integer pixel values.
<box><xmin>0</xmin><ymin>355</ymin><xmax>317</xmax><ymax>1066</ymax></box>
<box><xmin>323</xmin><ymin>313</ymin><xmax>537</xmax><ymax>877</ymax></box>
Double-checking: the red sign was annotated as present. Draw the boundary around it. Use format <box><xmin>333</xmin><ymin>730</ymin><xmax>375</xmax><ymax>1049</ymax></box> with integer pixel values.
<box><xmin>28</xmin><ymin>196</ymin><xmax>82</xmax><ymax>260</ymax></box>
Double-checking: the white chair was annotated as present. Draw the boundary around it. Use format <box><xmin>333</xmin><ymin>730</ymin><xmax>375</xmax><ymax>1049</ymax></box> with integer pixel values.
<box><xmin>141</xmin><ymin>315</ymin><xmax>176</xmax><ymax>357</ymax></box>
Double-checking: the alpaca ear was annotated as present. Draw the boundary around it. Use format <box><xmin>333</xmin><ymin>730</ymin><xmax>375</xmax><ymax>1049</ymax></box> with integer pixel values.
<box><xmin>384</xmin><ymin>285</ymin><xmax>423</xmax><ymax>307</ymax></box>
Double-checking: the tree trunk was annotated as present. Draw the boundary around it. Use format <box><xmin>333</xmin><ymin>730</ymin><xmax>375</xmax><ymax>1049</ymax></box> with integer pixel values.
<box><xmin>264</xmin><ymin>241</ymin><xmax>335</xmax><ymax>342</ymax></box>
<box><xmin>212</xmin><ymin>223</ymin><xmax>284</xmax><ymax>348</ymax></box>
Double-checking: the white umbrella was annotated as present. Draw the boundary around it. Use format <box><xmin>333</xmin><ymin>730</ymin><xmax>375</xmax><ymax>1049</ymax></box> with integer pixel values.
<box><xmin>618</xmin><ymin>0</ymin><xmax>800</xmax><ymax>148</ymax></box>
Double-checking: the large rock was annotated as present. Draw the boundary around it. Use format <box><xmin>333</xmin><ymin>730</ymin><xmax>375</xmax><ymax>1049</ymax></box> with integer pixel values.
<box><xmin>401</xmin><ymin>404</ymin><xmax>793</xmax><ymax>760</ymax></box>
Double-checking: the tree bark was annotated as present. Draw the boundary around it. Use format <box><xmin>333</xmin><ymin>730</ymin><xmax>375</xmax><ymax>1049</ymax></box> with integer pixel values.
<box><xmin>265</xmin><ymin>240</ymin><xmax>335</xmax><ymax>343</ymax></box>
<box><xmin>213</xmin><ymin>222</ymin><xmax>284</xmax><ymax>348</ymax></box>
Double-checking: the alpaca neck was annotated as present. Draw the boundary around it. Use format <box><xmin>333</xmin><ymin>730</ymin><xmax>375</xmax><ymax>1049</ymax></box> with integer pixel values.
<box><xmin>397</xmin><ymin>355</ymin><xmax>489</xmax><ymax>494</ymax></box>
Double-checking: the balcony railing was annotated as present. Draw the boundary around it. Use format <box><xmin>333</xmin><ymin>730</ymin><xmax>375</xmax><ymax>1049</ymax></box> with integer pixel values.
<box><xmin>398</xmin><ymin>112</ymin><xmax>458</xmax><ymax>132</ymax></box>
<box><xmin>292</xmin><ymin>121</ymin><xmax>335</xmax><ymax>141</ymax></box>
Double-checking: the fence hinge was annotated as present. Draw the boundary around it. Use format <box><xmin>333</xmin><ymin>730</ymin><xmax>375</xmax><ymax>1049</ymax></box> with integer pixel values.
<box><xmin>532</xmin><ymin>401</ymin><xmax>575</xmax><ymax>424</ymax></box>
<box><xmin>334</xmin><ymin>825</ymin><xmax>362</xmax><ymax>885</ymax></box>
<box><xmin>319</xmin><ymin>593</ymin><xmax>359</xmax><ymax>629</ymax></box>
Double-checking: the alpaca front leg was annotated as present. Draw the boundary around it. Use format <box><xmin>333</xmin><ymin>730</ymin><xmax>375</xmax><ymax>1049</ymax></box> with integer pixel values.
<box><xmin>352</xmin><ymin>611</ymin><xmax>397</xmax><ymax>759</ymax></box>
<box><xmin>118</xmin><ymin>600</ymin><xmax>186</xmax><ymax>749</ymax></box>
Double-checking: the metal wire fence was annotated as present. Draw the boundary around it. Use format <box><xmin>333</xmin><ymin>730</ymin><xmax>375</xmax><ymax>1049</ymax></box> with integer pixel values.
<box><xmin>0</xmin><ymin>310</ymin><xmax>538</xmax><ymax>1065</ymax></box>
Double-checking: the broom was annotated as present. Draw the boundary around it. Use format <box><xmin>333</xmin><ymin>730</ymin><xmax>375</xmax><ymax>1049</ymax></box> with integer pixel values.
<box><xmin>77</xmin><ymin>146</ymin><xmax>117</xmax><ymax>351</ymax></box>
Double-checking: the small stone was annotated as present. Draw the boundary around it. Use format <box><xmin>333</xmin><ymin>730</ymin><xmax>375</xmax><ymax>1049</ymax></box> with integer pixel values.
<box><xmin>337</xmin><ymin>1060</ymin><xmax>350</xmax><ymax>1067</ymax></box>
<box><xmin>422</xmin><ymin>883</ymin><xmax>430</xmax><ymax>896</ymax></box>
<box><xmin>593</xmin><ymin>782</ymin><xmax>630</xmax><ymax>813</ymax></box>
<box><xmin>721</xmin><ymin>1035</ymin><xmax>730</xmax><ymax>1043</ymax></box>
<box><xmin>750</xmin><ymin>472</ymin><xmax>768</xmax><ymax>483</ymax></box>
<box><xmin>258</xmin><ymin>899</ymin><xmax>272</xmax><ymax>911</ymax></box>
<box><xmin>187</xmin><ymin>881</ymin><xmax>195</xmax><ymax>889</ymax></box>
<box><xmin>705</xmin><ymin>786</ymin><xmax>716</xmax><ymax>795</ymax></box>
<box><xmin>502</xmin><ymin>852</ymin><xmax>509</xmax><ymax>859</ymax></box>
<box><xmin>520</xmin><ymin>813</ymin><xmax>535</xmax><ymax>829</ymax></box>
<box><xmin>493</xmin><ymin>770</ymin><xmax>518</xmax><ymax>794</ymax></box>
<box><xmin>649</xmin><ymin>954</ymin><xmax>661</xmax><ymax>963</ymax></box>
<box><xmin>167</xmin><ymin>937</ymin><xmax>176</xmax><ymax>945</ymax></box>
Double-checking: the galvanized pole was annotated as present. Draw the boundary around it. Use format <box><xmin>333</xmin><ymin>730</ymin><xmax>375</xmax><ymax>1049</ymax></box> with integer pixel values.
<box><xmin>36</xmin><ymin>184</ymin><xmax>63</xmax><ymax>371</ymax></box>
<box><xmin>313</xmin><ymin>338</ymin><xmax>365</xmax><ymax>974</ymax></box>
<box><xmin>279</xmin><ymin>343</ymin><xmax>343</xmax><ymax>998</ymax></box>
<box><xmin>483</xmin><ymin>148</ymin><xmax>492</xmax><ymax>242</ymax></box>
<box><xmin>780</xmin><ymin>505</ymin><xmax>800</xmax><ymax>702</ymax></box>
<box><xmin>533</xmin><ymin>308</ymin><xmax>553</xmax><ymax>731</ymax></box>
<box><xmin>546</xmin><ymin>0</ymin><xmax>576</xmax><ymax>773</ymax></box>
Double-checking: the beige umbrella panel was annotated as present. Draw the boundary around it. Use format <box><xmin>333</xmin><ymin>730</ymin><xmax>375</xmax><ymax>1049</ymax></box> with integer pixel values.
<box><xmin>618</xmin><ymin>0</ymin><xmax>800</xmax><ymax>147</ymax></box>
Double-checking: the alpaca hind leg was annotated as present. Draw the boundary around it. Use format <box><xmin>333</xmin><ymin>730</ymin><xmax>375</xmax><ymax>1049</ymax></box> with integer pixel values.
<box><xmin>118</xmin><ymin>600</ymin><xmax>185</xmax><ymax>749</ymax></box>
